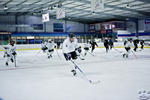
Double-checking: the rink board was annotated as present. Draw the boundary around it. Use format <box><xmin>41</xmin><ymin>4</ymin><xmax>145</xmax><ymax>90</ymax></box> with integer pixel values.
<box><xmin>0</xmin><ymin>43</ymin><xmax>150</xmax><ymax>51</ymax></box>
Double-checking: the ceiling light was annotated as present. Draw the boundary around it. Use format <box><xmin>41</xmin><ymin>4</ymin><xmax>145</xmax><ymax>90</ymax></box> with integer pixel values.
<box><xmin>92</xmin><ymin>11</ymin><xmax>96</xmax><ymax>15</ymax></box>
<box><xmin>53</xmin><ymin>5</ymin><xmax>57</xmax><ymax>8</ymax></box>
<box><xmin>126</xmin><ymin>18</ymin><xmax>129</xmax><ymax>20</ymax></box>
<box><xmin>125</xmin><ymin>3</ymin><xmax>131</xmax><ymax>8</ymax></box>
<box><xmin>4</xmin><ymin>5</ymin><xmax>8</xmax><ymax>10</ymax></box>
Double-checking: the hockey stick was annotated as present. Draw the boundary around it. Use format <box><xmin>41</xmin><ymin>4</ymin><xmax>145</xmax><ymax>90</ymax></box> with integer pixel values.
<box><xmin>113</xmin><ymin>48</ymin><xmax>123</xmax><ymax>53</ymax></box>
<box><xmin>87</xmin><ymin>51</ymin><xmax>94</xmax><ymax>56</ymax></box>
<box><xmin>70</xmin><ymin>59</ymin><xmax>100</xmax><ymax>84</ymax></box>
<box><xmin>131</xmin><ymin>50</ymin><xmax>138</xmax><ymax>59</ymax></box>
<box><xmin>35</xmin><ymin>50</ymin><xmax>42</xmax><ymax>56</ymax></box>
<box><xmin>14</xmin><ymin>55</ymin><xmax>17</xmax><ymax>67</ymax></box>
<box><xmin>79</xmin><ymin>52</ymin><xmax>85</xmax><ymax>57</ymax></box>
<box><xmin>55</xmin><ymin>48</ymin><xmax>62</xmax><ymax>60</ymax></box>
<box><xmin>78</xmin><ymin>56</ymin><xmax>85</xmax><ymax>60</ymax></box>
<box><xmin>77</xmin><ymin>52</ymin><xmax>85</xmax><ymax>60</ymax></box>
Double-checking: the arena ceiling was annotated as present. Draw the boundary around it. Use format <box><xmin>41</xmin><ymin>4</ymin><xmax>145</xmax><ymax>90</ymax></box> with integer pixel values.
<box><xmin>0</xmin><ymin>0</ymin><xmax>150</xmax><ymax>23</ymax></box>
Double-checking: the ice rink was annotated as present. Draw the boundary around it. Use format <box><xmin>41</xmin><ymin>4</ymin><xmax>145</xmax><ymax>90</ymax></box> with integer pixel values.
<box><xmin>0</xmin><ymin>48</ymin><xmax>150</xmax><ymax>100</ymax></box>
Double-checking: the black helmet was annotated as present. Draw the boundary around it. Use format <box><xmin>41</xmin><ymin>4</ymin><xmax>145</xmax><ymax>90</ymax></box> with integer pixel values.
<box><xmin>10</xmin><ymin>40</ymin><xmax>15</xmax><ymax>43</ymax></box>
<box><xmin>68</xmin><ymin>33</ymin><xmax>75</xmax><ymax>38</ymax></box>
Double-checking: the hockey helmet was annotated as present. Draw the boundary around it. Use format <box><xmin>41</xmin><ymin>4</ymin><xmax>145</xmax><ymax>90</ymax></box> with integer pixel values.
<box><xmin>68</xmin><ymin>33</ymin><xmax>75</xmax><ymax>38</ymax></box>
<box><xmin>48</xmin><ymin>39</ymin><xmax>52</xmax><ymax>42</ymax></box>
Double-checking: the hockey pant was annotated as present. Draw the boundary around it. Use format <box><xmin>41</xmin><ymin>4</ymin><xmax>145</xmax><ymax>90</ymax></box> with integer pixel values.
<box><xmin>141</xmin><ymin>45</ymin><xmax>144</xmax><ymax>49</ymax></box>
<box><xmin>123</xmin><ymin>47</ymin><xmax>131</xmax><ymax>57</ymax></box>
<box><xmin>64</xmin><ymin>51</ymin><xmax>77</xmax><ymax>61</ymax></box>
<box><xmin>84</xmin><ymin>48</ymin><xmax>89</xmax><ymax>56</ymax></box>
<box><xmin>64</xmin><ymin>52</ymin><xmax>78</xmax><ymax>75</ymax></box>
<box><xmin>6</xmin><ymin>53</ymin><xmax>15</xmax><ymax>64</ymax></box>
<box><xmin>91</xmin><ymin>47</ymin><xmax>95</xmax><ymax>52</ymax></box>
<box><xmin>104</xmin><ymin>46</ymin><xmax>109</xmax><ymax>52</ymax></box>
<box><xmin>134</xmin><ymin>44</ymin><xmax>138</xmax><ymax>51</ymax></box>
<box><xmin>47</xmin><ymin>49</ymin><xmax>54</xmax><ymax>58</ymax></box>
<box><xmin>42</xmin><ymin>46</ymin><xmax>48</xmax><ymax>52</ymax></box>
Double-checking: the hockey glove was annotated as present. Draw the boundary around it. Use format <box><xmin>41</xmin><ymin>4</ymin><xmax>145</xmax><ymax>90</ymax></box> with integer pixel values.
<box><xmin>64</xmin><ymin>53</ymin><xmax>71</xmax><ymax>61</ymax></box>
<box><xmin>75</xmin><ymin>46</ymin><xmax>82</xmax><ymax>53</ymax></box>
<box><xmin>12</xmin><ymin>52</ymin><xmax>17</xmax><ymax>56</ymax></box>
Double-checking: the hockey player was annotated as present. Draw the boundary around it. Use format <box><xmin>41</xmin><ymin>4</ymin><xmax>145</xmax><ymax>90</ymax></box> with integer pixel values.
<box><xmin>140</xmin><ymin>40</ymin><xmax>144</xmax><ymax>50</ymax></box>
<box><xmin>41</xmin><ymin>41</ymin><xmax>47</xmax><ymax>53</ymax></box>
<box><xmin>108</xmin><ymin>38</ymin><xmax>114</xmax><ymax>49</ymax></box>
<box><xmin>5</xmin><ymin>40</ymin><xmax>17</xmax><ymax>66</ymax></box>
<box><xmin>63</xmin><ymin>33</ymin><xmax>79</xmax><ymax>76</ymax></box>
<box><xmin>104</xmin><ymin>38</ymin><xmax>109</xmax><ymax>53</ymax></box>
<box><xmin>133</xmin><ymin>38</ymin><xmax>139</xmax><ymax>52</ymax></box>
<box><xmin>56</xmin><ymin>40</ymin><xmax>61</xmax><ymax>49</ymax></box>
<box><xmin>46</xmin><ymin>39</ymin><xmax>56</xmax><ymax>58</ymax></box>
<box><xmin>124</xmin><ymin>39</ymin><xmax>127</xmax><ymax>46</ymax></box>
<box><xmin>123</xmin><ymin>38</ymin><xmax>132</xmax><ymax>58</ymax></box>
<box><xmin>83</xmin><ymin>41</ymin><xmax>91</xmax><ymax>56</ymax></box>
<box><xmin>90</xmin><ymin>40</ymin><xmax>98</xmax><ymax>53</ymax></box>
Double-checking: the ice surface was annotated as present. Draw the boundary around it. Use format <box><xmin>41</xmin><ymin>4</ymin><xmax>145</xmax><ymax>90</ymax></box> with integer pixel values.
<box><xmin>0</xmin><ymin>48</ymin><xmax>150</xmax><ymax>100</ymax></box>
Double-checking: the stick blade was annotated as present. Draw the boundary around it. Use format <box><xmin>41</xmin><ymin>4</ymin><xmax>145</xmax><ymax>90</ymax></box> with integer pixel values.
<box><xmin>89</xmin><ymin>80</ymin><xmax>101</xmax><ymax>84</ymax></box>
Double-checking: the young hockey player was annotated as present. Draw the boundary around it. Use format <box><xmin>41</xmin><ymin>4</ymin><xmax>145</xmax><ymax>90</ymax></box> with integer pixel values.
<box><xmin>83</xmin><ymin>41</ymin><xmax>91</xmax><ymax>56</ymax></box>
<box><xmin>41</xmin><ymin>41</ymin><xmax>47</xmax><ymax>53</ymax></box>
<box><xmin>133</xmin><ymin>38</ymin><xmax>139</xmax><ymax>52</ymax></box>
<box><xmin>140</xmin><ymin>40</ymin><xmax>144</xmax><ymax>50</ymax></box>
<box><xmin>124</xmin><ymin>39</ymin><xmax>127</xmax><ymax>46</ymax></box>
<box><xmin>46</xmin><ymin>39</ymin><xmax>56</xmax><ymax>58</ymax></box>
<box><xmin>123</xmin><ymin>38</ymin><xmax>132</xmax><ymax>58</ymax></box>
<box><xmin>90</xmin><ymin>40</ymin><xmax>98</xmax><ymax>53</ymax></box>
<box><xmin>5</xmin><ymin>40</ymin><xmax>17</xmax><ymax>66</ymax></box>
<box><xmin>62</xmin><ymin>33</ymin><xmax>79</xmax><ymax>76</ymax></box>
<box><xmin>56</xmin><ymin>40</ymin><xmax>61</xmax><ymax>49</ymax></box>
<box><xmin>104</xmin><ymin>38</ymin><xmax>109</xmax><ymax>53</ymax></box>
<box><xmin>108</xmin><ymin>38</ymin><xmax>114</xmax><ymax>49</ymax></box>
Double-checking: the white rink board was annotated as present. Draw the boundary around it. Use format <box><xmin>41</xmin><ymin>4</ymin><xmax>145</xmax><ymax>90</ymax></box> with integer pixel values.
<box><xmin>0</xmin><ymin>42</ymin><xmax>149</xmax><ymax>51</ymax></box>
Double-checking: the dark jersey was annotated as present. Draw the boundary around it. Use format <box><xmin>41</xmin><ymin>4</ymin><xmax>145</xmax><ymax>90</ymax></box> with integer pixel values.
<box><xmin>104</xmin><ymin>39</ymin><xmax>109</xmax><ymax>47</ymax></box>
<box><xmin>124</xmin><ymin>40</ymin><xmax>127</xmax><ymax>46</ymax></box>
<box><xmin>90</xmin><ymin>41</ymin><xmax>98</xmax><ymax>48</ymax></box>
<box><xmin>108</xmin><ymin>39</ymin><xmax>113</xmax><ymax>45</ymax></box>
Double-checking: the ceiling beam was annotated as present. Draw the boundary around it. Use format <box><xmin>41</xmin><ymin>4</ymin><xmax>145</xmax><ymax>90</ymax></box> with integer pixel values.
<box><xmin>69</xmin><ymin>0</ymin><xmax>150</xmax><ymax>17</ymax></box>
<box><xmin>64</xmin><ymin>6</ymin><xmax>138</xmax><ymax>19</ymax></box>
<box><xmin>29</xmin><ymin>1</ymin><xmax>129</xmax><ymax>19</ymax></box>
<box><xmin>25</xmin><ymin>0</ymin><xmax>140</xmax><ymax>22</ymax></box>
<box><xmin>106</xmin><ymin>4</ymin><xmax>150</xmax><ymax>17</ymax></box>
<box><xmin>15</xmin><ymin>0</ymin><xmax>41</xmax><ymax>11</ymax></box>
<box><xmin>6</xmin><ymin>0</ymin><xmax>28</xmax><ymax>11</ymax></box>
<box><xmin>4</xmin><ymin>0</ymin><xmax>13</xmax><ymax>5</ymax></box>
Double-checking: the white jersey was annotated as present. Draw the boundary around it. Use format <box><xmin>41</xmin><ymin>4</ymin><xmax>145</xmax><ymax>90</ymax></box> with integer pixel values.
<box><xmin>46</xmin><ymin>42</ymin><xmax>56</xmax><ymax>50</ymax></box>
<box><xmin>9</xmin><ymin>45</ymin><xmax>16</xmax><ymax>53</ymax></box>
<box><xmin>63</xmin><ymin>37</ymin><xmax>78</xmax><ymax>53</ymax></box>
<box><xmin>84</xmin><ymin>43</ymin><xmax>90</xmax><ymax>48</ymax></box>
<box><xmin>41</xmin><ymin>42</ymin><xmax>47</xmax><ymax>48</ymax></box>
<box><xmin>125</xmin><ymin>41</ymin><xmax>132</xmax><ymax>48</ymax></box>
<box><xmin>5</xmin><ymin>44</ymin><xmax>16</xmax><ymax>55</ymax></box>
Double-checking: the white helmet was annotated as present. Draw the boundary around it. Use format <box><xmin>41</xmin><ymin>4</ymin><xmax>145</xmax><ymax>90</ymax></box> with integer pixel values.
<box><xmin>48</xmin><ymin>39</ymin><xmax>52</xmax><ymax>42</ymax></box>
